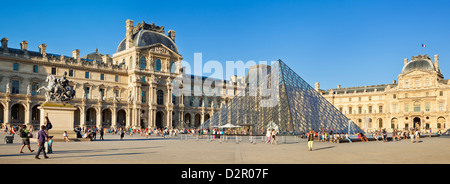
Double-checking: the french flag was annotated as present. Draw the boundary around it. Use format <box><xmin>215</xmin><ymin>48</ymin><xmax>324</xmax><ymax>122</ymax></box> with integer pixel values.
<box><xmin>422</xmin><ymin>43</ymin><xmax>427</xmax><ymax>47</ymax></box>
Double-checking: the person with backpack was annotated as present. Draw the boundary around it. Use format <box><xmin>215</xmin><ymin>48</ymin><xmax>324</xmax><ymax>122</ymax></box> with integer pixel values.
<box><xmin>35</xmin><ymin>125</ymin><xmax>49</xmax><ymax>159</ymax></box>
<box><xmin>19</xmin><ymin>125</ymin><xmax>34</xmax><ymax>154</ymax></box>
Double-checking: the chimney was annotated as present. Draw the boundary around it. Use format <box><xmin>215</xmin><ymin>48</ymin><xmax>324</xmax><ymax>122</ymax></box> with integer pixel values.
<box><xmin>72</xmin><ymin>49</ymin><xmax>80</xmax><ymax>59</ymax></box>
<box><xmin>126</xmin><ymin>19</ymin><xmax>134</xmax><ymax>49</ymax></box>
<box><xmin>392</xmin><ymin>80</ymin><xmax>397</xmax><ymax>84</ymax></box>
<box><xmin>314</xmin><ymin>82</ymin><xmax>320</xmax><ymax>92</ymax></box>
<box><xmin>404</xmin><ymin>58</ymin><xmax>408</xmax><ymax>65</ymax></box>
<box><xmin>337</xmin><ymin>85</ymin><xmax>341</xmax><ymax>89</ymax></box>
<box><xmin>38</xmin><ymin>44</ymin><xmax>47</xmax><ymax>57</ymax></box>
<box><xmin>1</xmin><ymin>37</ymin><xmax>8</xmax><ymax>52</ymax></box>
<box><xmin>434</xmin><ymin>54</ymin><xmax>439</xmax><ymax>69</ymax></box>
<box><xmin>20</xmin><ymin>41</ymin><xmax>28</xmax><ymax>51</ymax></box>
<box><xmin>168</xmin><ymin>30</ymin><xmax>175</xmax><ymax>42</ymax></box>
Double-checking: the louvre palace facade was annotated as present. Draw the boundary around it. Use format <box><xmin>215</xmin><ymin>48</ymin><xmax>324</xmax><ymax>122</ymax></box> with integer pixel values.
<box><xmin>317</xmin><ymin>54</ymin><xmax>449</xmax><ymax>133</ymax></box>
<box><xmin>0</xmin><ymin>19</ymin><xmax>243</xmax><ymax>130</ymax></box>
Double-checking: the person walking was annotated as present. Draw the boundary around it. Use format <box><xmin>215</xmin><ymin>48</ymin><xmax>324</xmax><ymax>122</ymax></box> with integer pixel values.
<box><xmin>99</xmin><ymin>127</ymin><xmax>104</xmax><ymax>140</ymax></box>
<box><xmin>19</xmin><ymin>125</ymin><xmax>34</xmax><ymax>153</ymax></box>
<box><xmin>307</xmin><ymin>130</ymin><xmax>315</xmax><ymax>151</ymax></box>
<box><xmin>410</xmin><ymin>129</ymin><xmax>415</xmax><ymax>143</ymax></box>
<box><xmin>271</xmin><ymin>129</ymin><xmax>278</xmax><ymax>145</ymax></box>
<box><xmin>265</xmin><ymin>129</ymin><xmax>271</xmax><ymax>144</ymax></box>
<box><xmin>35</xmin><ymin>125</ymin><xmax>49</xmax><ymax>159</ymax></box>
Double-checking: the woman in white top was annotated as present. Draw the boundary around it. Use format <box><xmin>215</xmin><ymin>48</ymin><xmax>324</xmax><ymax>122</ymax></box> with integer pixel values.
<box><xmin>265</xmin><ymin>129</ymin><xmax>272</xmax><ymax>144</ymax></box>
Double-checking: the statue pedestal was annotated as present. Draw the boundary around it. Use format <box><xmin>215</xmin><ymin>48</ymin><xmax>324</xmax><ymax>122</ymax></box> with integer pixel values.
<box><xmin>38</xmin><ymin>102</ymin><xmax>78</xmax><ymax>141</ymax></box>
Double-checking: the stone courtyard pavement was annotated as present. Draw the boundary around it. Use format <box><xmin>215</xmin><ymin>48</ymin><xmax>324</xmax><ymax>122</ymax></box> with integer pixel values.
<box><xmin>1</xmin><ymin>132</ymin><xmax>449</xmax><ymax>164</ymax></box>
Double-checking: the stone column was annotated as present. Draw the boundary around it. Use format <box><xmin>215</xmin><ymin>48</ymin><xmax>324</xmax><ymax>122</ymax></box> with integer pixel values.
<box><xmin>111</xmin><ymin>107</ymin><xmax>117</xmax><ymax>128</ymax></box>
<box><xmin>79</xmin><ymin>105</ymin><xmax>86</xmax><ymax>129</ymax></box>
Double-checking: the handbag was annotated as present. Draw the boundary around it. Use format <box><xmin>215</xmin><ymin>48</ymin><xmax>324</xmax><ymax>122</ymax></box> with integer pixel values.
<box><xmin>28</xmin><ymin>132</ymin><xmax>33</xmax><ymax>138</ymax></box>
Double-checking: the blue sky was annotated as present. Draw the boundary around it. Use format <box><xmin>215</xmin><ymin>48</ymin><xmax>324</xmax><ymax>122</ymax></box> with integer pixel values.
<box><xmin>1</xmin><ymin>0</ymin><xmax>449</xmax><ymax>90</ymax></box>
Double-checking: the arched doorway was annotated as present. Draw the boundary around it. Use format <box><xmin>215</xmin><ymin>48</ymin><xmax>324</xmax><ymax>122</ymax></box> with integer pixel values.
<box><xmin>102</xmin><ymin>109</ymin><xmax>112</xmax><ymax>128</ymax></box>
<box><xmin>437</xmin><ymin>117</ymin><xmax>445</xmax><ymax>130</ymax></box>
<box><xmin>413</xmin><ymin>117</ymin><xmax>421</xmax><ymax>130</ymax></box>
<box><xmin>391</xmin><ymin>118</ymin><xmax>398</xmax><ymax>130</ymax></box>
<box><xmin>184</xmin><ymin>113</ymin><xmax>191</xmax><ymax>127</ymax></box>
<box><xmin>85</xmin><ymin>107</ymin><xmax>97</xmax><ymax>128</ymax></box>
<box><xmin>156</xmin><ymin>111</ymin><xmax>164</xmax><ymax>129</ymax></box>
<box><xmin>194</xmin><ymin>113</ymin><xmax>201</xmax><ymax>127</ymax></box>
<box><xmin>11</xmin><ymin>103</ymin><xmax>25</xmax><ymax>125</ymax></box>
<box><xmin>204</xmin><ymin>114</ymin><xmax>210</xmax><ymax>122</ymax></box>
<box><xmin>116</xmin><ymin>109</ymin><xmax>126</xmax><ymax>127</ymax></box>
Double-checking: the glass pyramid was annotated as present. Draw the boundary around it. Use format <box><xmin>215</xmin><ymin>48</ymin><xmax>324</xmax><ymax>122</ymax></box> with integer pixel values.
<box><xmin>202</xmin><ymin>60</ymin><xmax>363</xmax><ymax>135</ymax></box>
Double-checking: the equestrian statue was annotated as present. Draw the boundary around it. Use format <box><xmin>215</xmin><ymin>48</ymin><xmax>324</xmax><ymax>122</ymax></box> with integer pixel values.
<box><xmin>37</xmin><ymin>71</ymin><xmax>76</xmax><ymax>102</ymax></box>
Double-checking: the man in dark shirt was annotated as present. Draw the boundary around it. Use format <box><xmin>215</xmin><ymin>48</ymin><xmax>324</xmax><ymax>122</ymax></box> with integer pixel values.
<box><xmin>35</xmin><ymin>125</ymin><xmax>49</xmax><ymax>159</ymax></box>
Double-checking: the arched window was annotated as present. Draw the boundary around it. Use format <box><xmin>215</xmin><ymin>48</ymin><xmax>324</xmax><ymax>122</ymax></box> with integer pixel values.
<box><xmin>156</xmin><ymin>59</ymin><xmax>161</xmax><ymax>71</ymax></box>
<box><xmin>157</xmin><ymin>90</ymin><xmax>164</xmax><ymax>105</ymax></box>
<box><xmin>140</xmin><ymin>57</ymin><xmax>147</xmax><ymax>69</ymax></box>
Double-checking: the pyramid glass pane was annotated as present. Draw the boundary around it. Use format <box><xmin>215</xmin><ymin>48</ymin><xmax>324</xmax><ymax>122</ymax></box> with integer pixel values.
<box><xmin>202</xmin><ymin>60</ymin><xmax>363</xmax><ymax>135</ymax></box>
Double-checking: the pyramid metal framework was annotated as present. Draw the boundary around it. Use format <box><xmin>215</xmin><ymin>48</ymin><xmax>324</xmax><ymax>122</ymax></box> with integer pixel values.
<box><xmin>201</xmin><ymin>60</ymin><xmax>364</xmax><ymax>135</ymax></box>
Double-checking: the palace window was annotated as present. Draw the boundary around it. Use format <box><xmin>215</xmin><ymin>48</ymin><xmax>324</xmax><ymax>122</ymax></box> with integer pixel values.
<box><xmin>425</xmin><ymin>102</ymin><xmax>430</xmax><ymax>111</ymax></box>
<box><xmin>69</xmin><ymin>69</ymin><xmax>74</xmax><ymax>77</ymax></box>
<box><xmin>156</xmin><ymin>59</ymin><xmax>162</xmax><ymax>71</ymax></box>
<box><xmin>84</xmin><ymin>87</ymin><xmax>90</xmax><ymax>99</ymax></box>
<box><xmin>11</xmin><ymin>80</ymin><xmax>20</xmax><ymax>94</ymax></box>
<box><xmin>100</xmin><ymin>73</ymin><xmax>105</xmax><ymax>80</ymax></box>
<box><xmin>13</xmin><ymin>63</ymin><xmax>19</xmax><ymax>71</ymax></box>
<box><xmin>348</xmin><ymin>107</ymin><xmax>352</xmax><ymax>114</ymax></box>
<box><xmin>85</xmin><ymin>72</ymin><xmax>89</xmax><ymax>79</ymax></box>
<box><xmin>170</xmin><ymin>62</ymin><xmax>175</xmax><ymax>73</ymax></box>
<box><xmin>414</xmin><ymin>103</ymin><xmax>421</xmax><ymax>112</ymax></box>
<box><xmin>142</xmin><ymin>91</ymin><xmax>147</xmax><ymax>103</ymax></box>
<box><xmin>439</xmin><ymin>102</ymin><xmax>444</xmax><ymax>111</ymax></box>
<box><xmin>440</xmin><ymin>91</ymin><xmax>444</xmax><ymax>96</ymax></box>
<box><xmin>379</xmin><ymin>105</ymin><xmax>383</xmax><ymax>113</ymax></box>
<box><xmin>368</xmin><ymin>106</ymin><xmax>372</xmax><ymax>113</ymax></box>
<box><xmin>115</xmin><ymin>90</ymin><xmax>120</xmax><ymax>98</ymax></box>
<box><xmin>140</xmin><ymin>57</ymin><xmax>147</xmax><ymax>69</ymax></box>
<box><xmin>51</xmin><ymin>67</ymin><xmax>56</xmax><ymax>75</ymax></box>
<box><xmin>32</xmin><ymin>82</ymin><xmax>39</xmax><ymax>95</ymax></box>
<box><xmin>392</xmin><ymin>104</ymin><xmax>397</xmax><ymax>113</ymax></box>
<box><xmin>115</xmin><ymin>75</ymin><xmax>119</xmax><ymax>82</ymax></box>
<box><xmin>33</xmin><ymin>65</ymin><xmax>38</xmax><ymax>73</ymax></box>
<box><xmin>358</xmin><ymin>107</ymin><xmax>362</xmax><ymax>114</ymax></box>
<box><xmin>404</xmin><ymin>103</ymin><xmax>409</xmax><ymax>112</ymax></box>
<box><xmin>157</xmin><ymin>90</ymin><xmax>164</xmax><ymax>105</ymax></box>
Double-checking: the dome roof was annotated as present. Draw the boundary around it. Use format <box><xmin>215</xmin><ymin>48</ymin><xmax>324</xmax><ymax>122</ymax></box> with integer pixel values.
<box><xmin>116</xmin><ymin>30</ymin><xmax>178</xmax><ymax>54</ymax></box>
<box><xmin>401</xmin><ymin>59</ymin><xmax>435</xmax><ymax>74</ymax></box>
